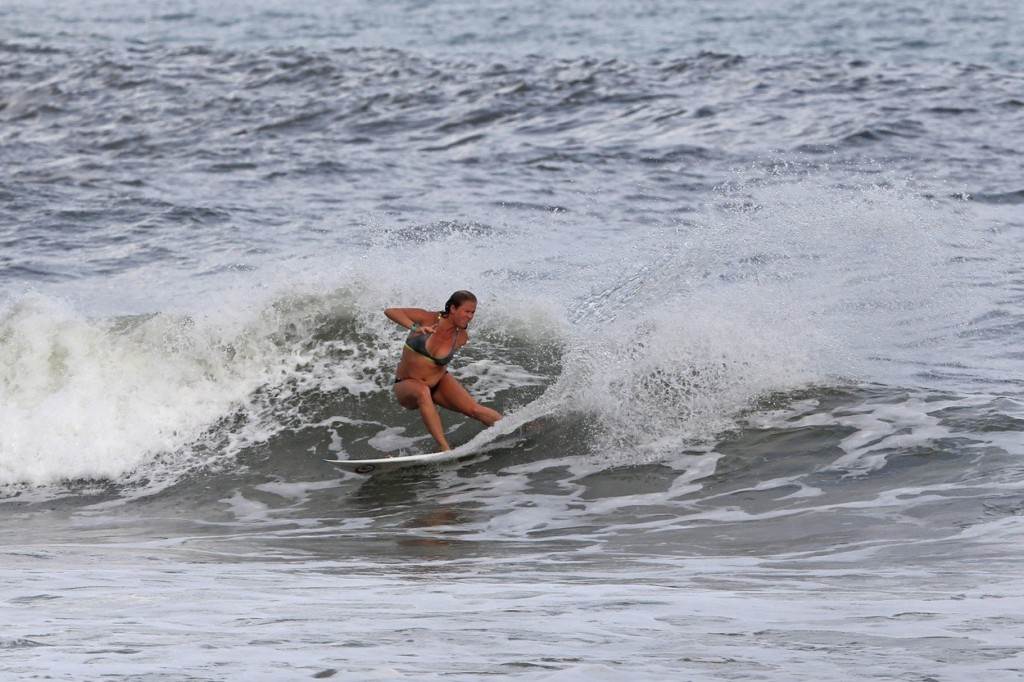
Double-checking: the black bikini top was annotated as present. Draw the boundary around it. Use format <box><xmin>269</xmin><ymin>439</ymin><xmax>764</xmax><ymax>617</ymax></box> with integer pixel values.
<box><xmin>404</xmin><ymin>314</ymin><xmax>460</xmax><ymax>366</ymax></box>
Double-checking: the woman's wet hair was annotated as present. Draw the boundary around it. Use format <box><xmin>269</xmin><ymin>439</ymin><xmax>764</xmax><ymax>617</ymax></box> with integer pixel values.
<box><xmin>443</xmin><ymin>290</ymin><xmax>477</xmax><ymax>316</ymax></box>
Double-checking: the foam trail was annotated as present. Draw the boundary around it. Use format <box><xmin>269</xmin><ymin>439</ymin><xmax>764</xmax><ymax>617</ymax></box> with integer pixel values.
<box><xmin>542</xmin><ymin>174</ymin><xmax>982</xmax><ymax>461</ymax></box>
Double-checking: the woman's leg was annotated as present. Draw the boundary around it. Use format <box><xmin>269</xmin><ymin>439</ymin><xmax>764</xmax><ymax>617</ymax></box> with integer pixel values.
<box><xmin>394</xmin><ymin>379</ymin><xmax>451</xmax><ymax>451</ymax></box>
<box><xmin>431</xmin><ymin>373</ymin><xmax>502</xmax><ymax>426</ymax></box>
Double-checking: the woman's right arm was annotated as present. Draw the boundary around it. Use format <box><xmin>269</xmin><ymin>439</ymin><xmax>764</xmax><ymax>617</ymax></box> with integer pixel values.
<box><xmin>384</xmin><ymin>307</ymin><xmax>433</xmax><ymax>330</ymax></box>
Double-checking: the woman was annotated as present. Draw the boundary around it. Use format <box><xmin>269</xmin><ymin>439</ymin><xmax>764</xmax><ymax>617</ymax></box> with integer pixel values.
<box><xmin>385</xmin><ymin>290</ymin><xmax>502</xmax><ymax>451</ymax></box>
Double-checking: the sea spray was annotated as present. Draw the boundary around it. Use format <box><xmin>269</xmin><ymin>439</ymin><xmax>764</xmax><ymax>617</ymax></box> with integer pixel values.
<box><xmin>551</xmin><ymin>173</ymin><xmax>982</xmax><ymax>461</ymax></box>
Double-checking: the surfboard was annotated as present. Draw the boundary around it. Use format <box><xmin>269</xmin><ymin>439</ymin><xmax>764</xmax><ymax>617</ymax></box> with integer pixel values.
<box><xmin>325</xmin><ymin>441</ymin><xmax>484</xmax><ymax>475</ymax></box>
<box><xmin>324</xmin><ymin>400</ymin><xmax>550</xmax><ymax>475</ymax></box>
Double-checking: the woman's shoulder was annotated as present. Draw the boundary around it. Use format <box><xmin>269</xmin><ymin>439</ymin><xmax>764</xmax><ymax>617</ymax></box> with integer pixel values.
<box><xmin>412</xmin><ymin>309</ymin><xmax>443</xmax><ymax>324</ymax></box>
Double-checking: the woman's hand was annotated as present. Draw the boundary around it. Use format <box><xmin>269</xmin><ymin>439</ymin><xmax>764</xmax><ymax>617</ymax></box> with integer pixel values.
<box><xmin>414</xmin><ymin>323</ymin><xmax>438</xmax><ymax>335</ymax></box>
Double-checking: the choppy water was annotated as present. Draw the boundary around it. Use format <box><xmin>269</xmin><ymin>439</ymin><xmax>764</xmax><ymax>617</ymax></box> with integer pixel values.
<box><xmin>3</xmin><ymin>1</ymin><xmax>1024</xmax><ymax>680</ymax></box>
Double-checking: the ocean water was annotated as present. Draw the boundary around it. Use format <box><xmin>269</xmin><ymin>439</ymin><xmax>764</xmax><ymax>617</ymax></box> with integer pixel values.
<box><xmin>2</xmin><ymin>1</ymin><xmax>1024</xmax><ymax>679</ymax></box>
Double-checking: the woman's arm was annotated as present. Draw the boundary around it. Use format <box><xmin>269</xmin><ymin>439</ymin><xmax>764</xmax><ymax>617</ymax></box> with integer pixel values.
<box><xmin>384</xmin><ymin>307</ymin><xmax>437</xmax><ymax>330</ymax></box>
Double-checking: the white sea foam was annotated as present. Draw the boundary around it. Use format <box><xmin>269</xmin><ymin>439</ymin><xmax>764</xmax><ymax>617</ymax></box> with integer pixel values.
<box><xmin>0</xmin><ymin>294</ymin><xmax>267</xmax><ymax>485</ymax></box>
<box><xmin>0</xmin><ymin>291</ymin><xmax>377</xmax><ymax>486</ymax></box>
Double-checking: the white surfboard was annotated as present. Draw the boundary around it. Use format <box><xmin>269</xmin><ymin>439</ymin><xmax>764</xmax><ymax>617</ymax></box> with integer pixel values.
<box><xmin>325</xmin><ymin>401</ymin><xmax>550</xmax><ymax>475</ymax></box>
<box><xmin>325</xmin><ymin>441</ymin><xmax>483</xmax><ymax>475</ymax></box>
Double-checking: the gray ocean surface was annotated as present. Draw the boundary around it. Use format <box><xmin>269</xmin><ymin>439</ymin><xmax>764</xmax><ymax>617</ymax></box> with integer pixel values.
<box><xmin>2</xmin><ymin>1</ymin><xmax>1024</xmax><ymax>679</ymax></box>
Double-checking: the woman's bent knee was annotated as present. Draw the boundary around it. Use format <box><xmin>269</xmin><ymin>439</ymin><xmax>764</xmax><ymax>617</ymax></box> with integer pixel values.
<box><xmin>395</xmin><ymin>380</ymin><xmax>432</xmax><ymax>410</ymax></box>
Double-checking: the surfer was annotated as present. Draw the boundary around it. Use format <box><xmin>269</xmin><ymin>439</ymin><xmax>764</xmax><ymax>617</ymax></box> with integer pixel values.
<box><xmin>385</xmin><ymin>290</ymin><xmax>502</xmax><ymax>451</ymax></box>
